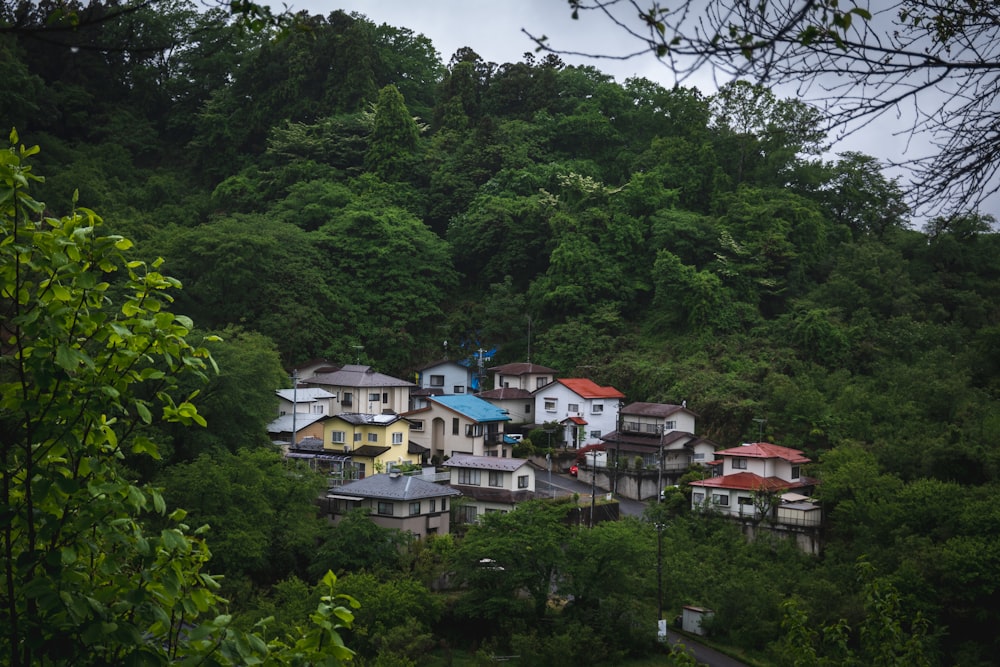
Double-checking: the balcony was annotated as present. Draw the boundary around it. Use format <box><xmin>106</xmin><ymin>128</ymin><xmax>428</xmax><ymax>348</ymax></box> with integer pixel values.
<box><xmin>621</xmin><ymin>421</ymin><xmax>662</xmax><ymax>435</ymax></box>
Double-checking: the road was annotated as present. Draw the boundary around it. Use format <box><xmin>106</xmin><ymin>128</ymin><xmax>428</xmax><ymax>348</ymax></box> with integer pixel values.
<box><xmin>665</xmin><ymin>630</ymin><xmax>750</xmax><ymax>667</ymax></box>
<box><xmin>535</xmin><ymin>470</ymin><xmax>648</xmax><ymax>517</ymax></box>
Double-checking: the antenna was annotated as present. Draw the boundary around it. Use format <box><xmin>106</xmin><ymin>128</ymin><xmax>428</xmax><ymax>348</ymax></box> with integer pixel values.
<box><xmin>352</xmin><ymin>344</ymin><xmax>364</xmax><ymax>365</ymax></box>
<box><xmin>526</xmin><ymin>316</ymin><xmax>532</xmax><ymax>364</ymax></box>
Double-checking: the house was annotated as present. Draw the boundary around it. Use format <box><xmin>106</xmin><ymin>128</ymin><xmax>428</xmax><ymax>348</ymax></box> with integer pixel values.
<box><xmin>276</xmin><ymin>387</ymin><xmax>337</xmax><ymax>417</ymax></box>
<box><xmin>689</xmin><ymin>442</ymin><xmax>815</xmax><ymax>519</ymax></box>
<box><xmin>488</xmin><ymin>362</ymin><xmax>558</xmax><ymax>392</ymax></box>
<box><xmin>443</xmin><ymin>454</ymin><xmax>537</xmax><ymax>523</ymax></box>
<box><xmin>304</xmin><ymin>364</ymin><xmax>415</xmax><ymax>415</ymax></box>
<box><xmin>532</xmin><ymin>378</ymin><xmax>625</xmax><ymax>448</ymax></box>
<box><xmin>267</xmin><ymin>412</ymin><xmax>327</xmax><ymax>447</ymax></box>
<box><xmin>599</xmin><ymin>402</ymin><xmax>716</xmax><ymax>478</ymax></box>
<box><xmin>323</xmin><ymin>412</ymin><xmax>421</xmax><ymax>479</ymax></box>
<box><xmin>410</xmin><ymin>359</ymin><xmax>475</xmax><ymax>409</ymax></box>
<box><xmin>476</xmin><ymin>385</ymin><xmax>536</xmax><ymax>425</ymax></box>
<box><xmin>324</xmin><ymin>472</ymin><xmax>461</xmax><ymax>538</ymax></box>
<box><xmin>402</xmin><ymin>394</ymin><xmax>512</xmax><ymax>460</ymax></box>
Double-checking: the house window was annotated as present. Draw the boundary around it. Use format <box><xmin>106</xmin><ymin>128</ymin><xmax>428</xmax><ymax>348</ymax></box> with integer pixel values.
<box><xmin>568</xmin><ymin>403</ymin><xmax>579</xmax><ymax>413</ymax></box>
<box><xmin>664</xmin><ymin>420</ymin><xmax>676</xmax><ymax>430</ymax></box>
<box><xmin>592</xmin><ymin>403</ymin><xmax>604</xmax><ymax>414</ymax></box>
<box><xmin>312</xmin><ymin>405</ymin><xmax>324</xmax><ymax>414</ymax></box>
<box><xmin>517</xmin><ymin>475</ymin><xmax>529</xmax><ymax>489</ymax></box>
<box><xmin>712</xmin><ymin>494</ymin><xmax>730</xmax><ymax>506</ymax></box>
<box><xmin>536</xmin><ymin>377</ymin><xmax>549</xmax><ymax>388</ymax></box>
<box><xmin>369</xmin><ymin>392</ymin><xmax>380</xmax><ymax>402</ymax></box>
<box><xmin>342</xmin><ymin>392</ymin><xmax>353</xmax><ymax>406</ymax></box>
<box><xmin>368</xmin><ymin>433</ymin><xmax>378</xmax><ymax>443</ymax></box>
<box><xmin>791</xmin><ymin>465</ymin><xmax>801</xmax><ymax>479</ymax></box>
<box><xmin>693</xmin><ymin>492</ymin><xmax>705</xmax><ymax>504</ymax></box>
<box><xmin>465</xmin><ymin>423</ymin><xmax>484</xmax><ymax>437</ymax></box>
<box><xmin>738</xmin><ymin>496</ymin><xmax>754</xmax><ymax>506</ymax></box>
<box><xmin>410</xmin><ymin>420</ymin><xmax>424</xmax><ymax>431</ymax></box>
<box><xmin>331</xmin><ymin>431</ymin><xmax>345</xmax><ymax>444</ymax></box>
<box><xmin>430</xmin><ymin>374</ymin><xmax>444</xmax><ymax>387</ymax></box>
<box><xmin>392</xmin><ymin>432</ymin><xmax>403</xmax><ymax>445</ymax></box>
<box><xmin>732</xmin><ymin>457</ymin><xmax>748</xmax><ymax>470</ymax></box>
<box><xmin>488</xmin><ymin>471</ymin><xmax>502</xmax><ymax>487</ymax></box>
<box><xmin>452</xmin><ymin>418</ymin><xmax>459</xmax><ymax>435</ymax></box>
<box><xmin>544</xmin><ymin>399</ymin><xmax>557</xmax><ymax>412</ymax></box>
<box><xmin>409</xmin><ymin>501</ymin><xmax>421</xmax><ymax>516</ymax></box>
<box><xmin>440</xmin><ymin>498</ymin><xmax>447</xmax><ymax>511</ymax></box>
<box><xmin>458</xmin><ymin>505</ymin><xmax>478</xmax><ymax>524</ymax></box>
<box><xmin>457</xmin><ymin>469</ymin><xmax>481</xmax><ymax>485</ymax></box>
<box><xmin>354</xmin><ymin>432</ymin><xmax>362</xmax><ymax>442</ymax></box>
<box><xmin>430</xmin><ymin>499</ymin><xmax>437</xmax><ymax>513</ymax></box>
<box><xmin>383</xmin><ymin>392</ymin><xmax>388</xmax><ymax>403</ymax></box>
<box><xmin>693</xmin><ymin>452</ymin><xmax>705</xmax><ymax>460</ymax></box>
<box><xmin>377</xmin><ymin>501</ymin><xmax>394</xmax><ymax>516</ymax></box>
<box><xmin>454</xmin><ymin>385</ymin><xmax>465</xmax><ymax>393</ymax></box>
<box><xmin>525</xmin><ymin>403</ymin><xmax>531</xmax><ymax>414</ymax></box>
<box><xmin>590</xmin><ymin>430</ymin><xmax>601</xmax><ymax>439</ymax></box>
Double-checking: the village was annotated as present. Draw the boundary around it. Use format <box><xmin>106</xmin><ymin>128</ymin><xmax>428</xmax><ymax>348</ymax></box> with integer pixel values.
<box><xmin>268</xmin><ymin>357</ymin><xmax>824</xmax><ymax>555</ymax></box>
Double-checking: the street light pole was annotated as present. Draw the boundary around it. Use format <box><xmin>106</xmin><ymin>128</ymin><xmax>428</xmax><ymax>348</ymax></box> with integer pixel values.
<box><xmin>656</xmin><ymin>522</ymin><xmax>664</xmax><ymax>620</ymax></box>
<box><xmin>290</xmin><ymin>369</ymin><xmax>299</xmax><ymax>448</ymax></box>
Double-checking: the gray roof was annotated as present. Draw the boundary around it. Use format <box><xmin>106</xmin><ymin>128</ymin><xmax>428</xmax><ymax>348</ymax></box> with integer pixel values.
<box><xmin>488</xmin><ymin>362</ymin><xmax>559</xmax><ymax>376</ymax></box>
<box><xmin>331</xmin><ymin>412</ymin><xmax>404</xmax><ymax>426</ymax></box>
<box><xmin>266</xmin><ymin>413</ymin><xmax>327</xmax><ymax>433</ymax></box>
<box><xmin>477</xmin><ymin>387</ymin><xmax>533</xmax><ymax>400</ymax></box>
<box><xmin>621</xmin><ymin>401</ymin><xmax>699</xmax><ymax>418</ymax></box>
<box><xmin>276</xmin><ymin>387</ymin><xmax>336</xmax><ymax>403</ymax></box>
<box><xmin>444</xmin><ymin>454</ymin><xmax>531</xmax><ymax>472</ymax></box>
<box><xmin>307</xmin><ymin>364</ymin><xmax>415</xmax><ymax>389</ymax></box>
<box><xmin>338</xmin><ymin>473</ymin><xmax>462</xmax><ymax>501</ymax></box>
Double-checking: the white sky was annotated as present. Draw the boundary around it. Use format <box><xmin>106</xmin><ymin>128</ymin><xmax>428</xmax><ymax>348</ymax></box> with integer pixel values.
<box><xmin>279</xmin><ymin>1</ymin><xmax>997</xmax><ymax>221</ymax></box>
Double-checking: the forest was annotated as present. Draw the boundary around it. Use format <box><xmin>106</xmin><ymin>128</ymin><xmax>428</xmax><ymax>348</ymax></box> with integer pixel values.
<box><xmin>1</xmin><ymin>2</ymin><xmax>999</xmax><ymax>665</ymax></box>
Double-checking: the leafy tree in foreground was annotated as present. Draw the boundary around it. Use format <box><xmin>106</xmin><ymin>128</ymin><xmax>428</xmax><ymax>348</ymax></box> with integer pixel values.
<box><xmin>0</xmin><ymin>133</ymin><xmax>356</xmax><ymax>665</ymax></box>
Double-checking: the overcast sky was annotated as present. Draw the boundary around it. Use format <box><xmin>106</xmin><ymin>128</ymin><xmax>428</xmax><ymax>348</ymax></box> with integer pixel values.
<box><xmin>281</xmin><ymin>1</ymin><xmax>996</xmax><ymax>221</ymax></box>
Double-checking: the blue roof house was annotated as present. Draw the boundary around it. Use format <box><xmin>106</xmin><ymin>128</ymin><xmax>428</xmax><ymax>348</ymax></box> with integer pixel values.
<box><xmin>402</xmin><ymin>394</ymin><xmax>512</xmax><ymax>460</ymax></box>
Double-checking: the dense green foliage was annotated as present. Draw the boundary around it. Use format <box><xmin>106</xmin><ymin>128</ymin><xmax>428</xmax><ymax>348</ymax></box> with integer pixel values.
<box><xmin>4</xmin><ymin>2</ymin><xmax>1000</xmax><ymax>664</ymax></box>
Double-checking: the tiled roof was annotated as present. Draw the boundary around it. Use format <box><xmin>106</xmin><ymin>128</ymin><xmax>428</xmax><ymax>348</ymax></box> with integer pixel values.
<box><xmin>621</xmin><ymin>401</ymin><xmax>698</xmax><ymax>418</ymax></box>
<box><xmin>444</xmin><ymin>455</ymin><xmax>530</xmax><ymax>472</ymax></box>
<box><xmin>600</xmin><ymin>430</ymin><xmax>697</xmax><ymax>448</ymax></box>
<box><xmin>563</xmin><ymin>416</ymin><xmax>588</xmax><ymax>425</ymax></box>
<box><xmin>488</xmin><ymin>362</ymin><xmax>559</xmax><ymax>375</ymax></box>
<box><xmin>350</xmin><ymin>445</ymin><xmax>391</xmax><ymax>458</ymax></box>
<box><xmin>428</xmin><ymin>395</ymin><xmax>511</xmax><ymax>423</ymax></box>
<box><xmin>338</xmin><ymin>474</ymin><xmax>461</xmax><ymax>501</ymax></box>
<box><xmin>550</xmin><ymin>378</ymin><xmax>625</xmax><ymax>400</ymax></box>
<box><xmin>714</xmin><ymin>442</ymin><xmax>811</xmax><ymax>464</ymax></box>
<box><xmin>477</xmin><ymin>387</ymin><xmax>533</xmax><ymax>400</ymax></box>
<box><xmin>307</xmin><ymin>364</ymin><xmax>415</xmax><ymax>388</ymax></box>
<box><xmin>690</xmin><ymin>471</ymin><xmax>808</xmax><ymax>492</ymax></box>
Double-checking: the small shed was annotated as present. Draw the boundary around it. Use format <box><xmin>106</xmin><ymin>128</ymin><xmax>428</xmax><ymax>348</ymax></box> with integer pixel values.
<box><xmin>681</xmin><ymin>605</ymin><xmax>714</xmax><ymax>636</ymax></box>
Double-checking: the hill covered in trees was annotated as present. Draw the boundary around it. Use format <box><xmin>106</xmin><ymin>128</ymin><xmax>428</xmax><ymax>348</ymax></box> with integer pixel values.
<box><xmin>3</xmin><ymin>4</ymin><xmax>1000</xmax><ymax>664</ymax></box>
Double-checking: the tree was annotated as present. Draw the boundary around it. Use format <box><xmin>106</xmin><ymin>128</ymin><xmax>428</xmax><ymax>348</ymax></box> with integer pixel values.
<box><xmin>538</xmin><ymin>1</ymin><xmax>1000</xmax><ymax>216</ymax></box>
<box><xmin>0</xmin><ymin>133</ymin><xmax>356</xmax><ymax>665</ymax></box>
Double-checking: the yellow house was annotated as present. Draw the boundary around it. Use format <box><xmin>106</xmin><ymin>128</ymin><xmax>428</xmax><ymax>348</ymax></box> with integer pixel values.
<box><xmin>323</xmin><ymin>413</ymin><xmax>421</xmax><ymax>478</ymax></box>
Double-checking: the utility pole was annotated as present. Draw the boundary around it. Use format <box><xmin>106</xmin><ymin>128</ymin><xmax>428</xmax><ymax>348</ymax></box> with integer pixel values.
<box><xmin>589</xmin><ymin>449</ymin><xmax>597</xmax><ymax>528</ymax></box>
<box><xmin>291</xmin><ymin>368</ymin><xmax>299</xmax><ymax>448</ymax></box>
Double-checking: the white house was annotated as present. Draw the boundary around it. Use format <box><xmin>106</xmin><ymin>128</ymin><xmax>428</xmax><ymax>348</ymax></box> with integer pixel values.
<box><xmin>689</xmin><ymin>442</ymin><xmax>815</xmax><ymax>519</ymax></box>
<box><xmin>532</xmin><ymin>378</ymin><xmax>625</xmax><ymax>448</ymax></box>
<box><xmin>304</xmin><ymin>364</ymin><xmax>415</xmax><ymax>415</ymax></box>
<box><xmin>410</xmin><ymin>359</ymin><xmax>475</xmax><ymax>409</ymax></box>
<box><xmin>443</xmin><ymin>454</ymin><xmax>537</xmax><ymax>523</ymax></box>
<box><xmin>402</xmin><ymin>394</ymin><xmax>513</xmax><ymax>460</ymax></box>
<box><xmin>276</xmin><ymin>387</ymin><xmax>338</xmax><ymax>417</ymax></box>
<box><xmin>488</xmin><ymin>362</ymin><xmax>558</xmax><ymax>392</ymax></box>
